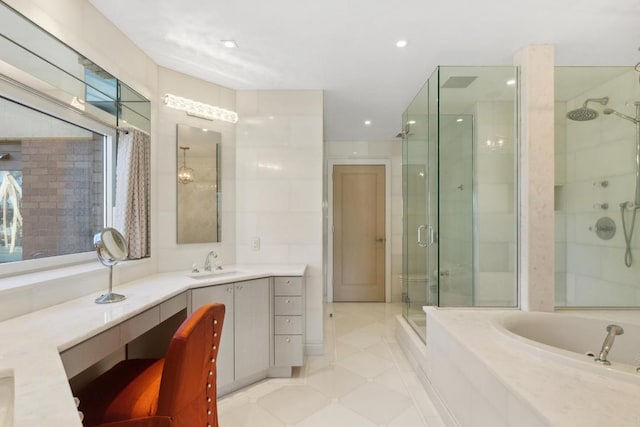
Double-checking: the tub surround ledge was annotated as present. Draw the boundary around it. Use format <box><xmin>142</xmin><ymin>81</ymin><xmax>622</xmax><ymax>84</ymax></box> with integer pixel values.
<box><xmin>0</xmin><ymin>264</ymin><xmax>306</xmax><ymax>426</ymax></box>
<box><xmin>423</xmin><ymin>307</ymin><xmax>640</xmax><ymax>427</ymax></box>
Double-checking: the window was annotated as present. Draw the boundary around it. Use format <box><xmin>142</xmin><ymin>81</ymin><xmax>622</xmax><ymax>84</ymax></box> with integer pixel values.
<box><xmin>0</xmin><ymin>94</ymin><xmax>115</xmax><ymax>270</ymax></box>
<box><xmin>0</xmin><ymin>1</ymin><xmax>150</xmax><ymax>275</ymax></box>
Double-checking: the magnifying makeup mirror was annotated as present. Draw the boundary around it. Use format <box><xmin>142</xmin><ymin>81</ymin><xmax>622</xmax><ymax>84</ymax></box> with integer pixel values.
<box><xmin>94</xmin><ymin>227</ymin><xmax>128</xmax><ymax>304</ymax></box>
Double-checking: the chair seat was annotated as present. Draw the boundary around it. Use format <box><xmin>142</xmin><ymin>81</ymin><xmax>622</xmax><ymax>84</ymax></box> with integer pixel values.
<box><xmin>79</xmin><ymin>359</ymin><xmax>164</xmax><ymax>426</ymax></box>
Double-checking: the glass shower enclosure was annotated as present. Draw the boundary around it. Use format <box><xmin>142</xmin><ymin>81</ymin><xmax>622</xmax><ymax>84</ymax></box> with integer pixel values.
<box><xmin>402</xmin><ymin>66</ymin><xmax>519</xmax><ymax>341</ymax></box>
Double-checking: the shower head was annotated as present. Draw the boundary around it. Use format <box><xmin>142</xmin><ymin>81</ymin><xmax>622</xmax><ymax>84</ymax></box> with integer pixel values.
<box><xmin>566</xmin><ymin>107</ymin><xmax>599</xmax><ymax>121</ymax></box>
<box><xmin>566</xmin><ymin>97</ymin><xmax>610</xmax><ymax>122</ymax></box>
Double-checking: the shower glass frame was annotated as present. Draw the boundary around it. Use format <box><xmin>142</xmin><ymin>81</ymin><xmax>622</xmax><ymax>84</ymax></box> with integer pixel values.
<box><xmin>402</xmin><ymin>66</ymin><xmax>520</xmax><ymax>341</ymax></box>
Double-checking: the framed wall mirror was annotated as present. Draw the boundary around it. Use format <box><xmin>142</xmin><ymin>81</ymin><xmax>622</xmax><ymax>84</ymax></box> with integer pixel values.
<box><xmin>176</xmin><ymin>124</ymin><xmax>221</xmax><ymax>243</ymax></box>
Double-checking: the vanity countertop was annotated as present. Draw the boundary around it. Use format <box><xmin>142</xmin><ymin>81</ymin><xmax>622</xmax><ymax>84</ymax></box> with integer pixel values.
<box><xmin>0</xmin><ymin>264</ymin><xmax>306</xmax><ymax>426</ymax></box>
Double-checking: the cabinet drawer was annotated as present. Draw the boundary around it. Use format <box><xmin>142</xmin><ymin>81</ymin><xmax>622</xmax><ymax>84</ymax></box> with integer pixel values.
<box><xmin>120</xmin><ymin>306</ymin><xmax>160</xmax><ymax>345</ymax></box>
<box><xmin>274</xmin><ymin>315</ymin><xmax>303</xmax><ymax>335</ymax></box>
<box><xmin>61</xmin><ymin>327</ymin><xmax>120</xmax><ymax>378</ymax></box>
<box><xmin>160</xmin><ymin>292</ymin><xmax>187</xmax><ymax>321</ymax></box>
<box><xmin>274</xmin><ymin>296</ymin><xmax>303</xmax><ymax>315</ymax></box>
<box><xmin>274</xmin><ymin>335</ymin><xmax>303</xmax><ymax>367</ymax></box>
<box><xmin>274</xmin><ymin>277</ymin><xmax>303</xmax><ymax>296</ymax></box>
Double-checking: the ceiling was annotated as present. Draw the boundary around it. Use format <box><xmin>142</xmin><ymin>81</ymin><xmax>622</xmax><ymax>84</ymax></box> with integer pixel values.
<box><xmin>88</xmin><ymin>0</ymin><xmax>640</xmax><ymax>141</ymax></box>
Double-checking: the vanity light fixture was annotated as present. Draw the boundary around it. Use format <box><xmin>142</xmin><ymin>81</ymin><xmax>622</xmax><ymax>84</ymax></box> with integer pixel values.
<box><xmin>456</xmin><ymin>118</ymin><xmax>464</xmax><ymax>122</ymax></box>
<box><xmin>163</xmin><ymin>94</ymin><xmax>239</xmax><ymax>124</ymax></box>
<box><xmin>396</xmin><ymin>40</ymin><xmax>408</xmax><ymax>48</ymax></box>
<box><xmin>364</xmin><ymin>120</ymin><xmax>372</xmax><ymax>125</ymax></box>
<box><xmin>506</xmin><ymin>79</ymin><xmax>516</xmax><ymax>86</ymax></box>
<box><xmin>221</xmin><ymin>39</ymin><xmax>238</xmax><ymax>49</ymax></box>
<box><xmin>178</xmin><ymin>146</ymin><xmax>194</xmax><ymax>184</ymax></box>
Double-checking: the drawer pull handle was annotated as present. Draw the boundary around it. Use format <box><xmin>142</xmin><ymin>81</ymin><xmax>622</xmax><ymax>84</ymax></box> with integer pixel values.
<box><xmin>286</xmin><ymin>299</ymin><xmax>290</xmax><ymax>303</ymax></box>
<box><xmin>286</xmin><ymin>280</ymin><xmax>291</xmax><ymax>284</ymax></box>
<box><xmin>227</xmin><ymin>287</ymin><xmax>232</xmax><ymax>293</ymax></box>
<box><xmin>286</xmin><ymin>319</ymin><xmax>291</xmax><ymax>323</ymax></box>
<box><xmin>285</xmin><ymin>337</ymin><xmax>291</xmax><ymax>343</ymax></box>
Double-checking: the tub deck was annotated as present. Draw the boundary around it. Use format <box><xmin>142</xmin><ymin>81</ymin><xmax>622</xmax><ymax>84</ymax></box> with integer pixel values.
<box><xmin>418</xmin><ymin>308</ymin><xmax>640</xmax><ymax>427</ymax></box>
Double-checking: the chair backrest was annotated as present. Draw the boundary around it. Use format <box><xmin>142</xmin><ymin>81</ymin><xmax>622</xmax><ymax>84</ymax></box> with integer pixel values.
<box><xmin>156</xmin><ymin>303</ymin><xmax>225</xmax><ymax>426</ymax></box>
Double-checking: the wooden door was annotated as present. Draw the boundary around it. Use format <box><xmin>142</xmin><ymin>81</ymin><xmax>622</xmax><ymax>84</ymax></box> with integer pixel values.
<box><xmin>333</xmin><ymin>165</ymin><xmax>385</xmax><ymax>301</ymax></box>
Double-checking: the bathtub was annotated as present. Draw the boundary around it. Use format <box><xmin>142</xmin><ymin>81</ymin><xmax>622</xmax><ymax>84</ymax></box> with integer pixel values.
<box><xmin>417</xmin><ymin>308</ymin><xmax>640</xmax><ymax>426</ymax></box>
<box><xmin>494</xmin><ymin>311</ymin><xmax>640</xmax><ymax>380</ymax></box>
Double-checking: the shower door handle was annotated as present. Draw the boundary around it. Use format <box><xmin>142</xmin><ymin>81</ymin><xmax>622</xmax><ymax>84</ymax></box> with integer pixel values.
<box><xmin>417</xmin><ymin>225</ymin><xmax>428</xmax><ymax>247</ymax></box>
<box><xmin>428</xmin><ymin>226</ymin><xmax>437</xmax><ymax>247</ymax></box>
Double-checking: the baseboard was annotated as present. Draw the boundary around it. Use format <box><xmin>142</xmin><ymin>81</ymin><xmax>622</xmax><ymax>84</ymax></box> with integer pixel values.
<box><xmin>304</xmin><ymin>341</ymin><xmax>323</xmax><ymax>356</ymax></box>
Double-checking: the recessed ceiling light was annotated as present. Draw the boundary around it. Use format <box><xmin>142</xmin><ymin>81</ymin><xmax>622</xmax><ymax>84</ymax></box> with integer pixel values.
<box><xmin>396</xmin><ymin>40</ymin><xmax>408</xmax><ymax>48</ymax></box>
<box><xmin>456</xmin><ymin>118</ymin><xmax>464</xmax><ymax>122</ymax></box>
<box><xmin>221</xmin><ymin>40</ymin><xmax>238</xmax><ymax>48</ymax></box>
<box><xmin>506</xmin><ymin>79</ymin><xmax>516</xmax><ymax>86</ymax></box>
<box><xmin>364</xmin><ymin>120</ymin><xmax>372</xmax><ymax>125</ymax></box>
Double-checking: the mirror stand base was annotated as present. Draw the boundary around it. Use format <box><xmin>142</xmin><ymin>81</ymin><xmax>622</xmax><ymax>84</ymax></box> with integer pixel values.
<box><xmin>95</xmin><ymin>293</ymin><xmax>126</xmax><ymax>304</ymax></box>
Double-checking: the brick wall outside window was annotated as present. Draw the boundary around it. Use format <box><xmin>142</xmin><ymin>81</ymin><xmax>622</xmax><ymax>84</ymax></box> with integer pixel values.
<box><xmin>20</xmin><ymin>137</ymin><xmax>103</xmax><ymax>259</ymax></box>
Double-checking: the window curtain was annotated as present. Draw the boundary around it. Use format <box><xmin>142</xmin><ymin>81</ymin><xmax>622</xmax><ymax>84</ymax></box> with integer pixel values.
<box><xmin>114</xmin><ymin>129</ymin><xmax>150</xmax><ymax>259</ymax></box>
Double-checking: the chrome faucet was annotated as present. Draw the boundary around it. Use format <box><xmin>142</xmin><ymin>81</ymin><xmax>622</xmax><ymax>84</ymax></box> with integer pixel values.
<box><xmin>204</xmin><ymin>250</ymin><xmax>221</xmax><ymax>272</ymax></box>
<box><xmin>595</xmin><ymin>324</ymin><xmax>624</xmax><ymax>365</ymax></box>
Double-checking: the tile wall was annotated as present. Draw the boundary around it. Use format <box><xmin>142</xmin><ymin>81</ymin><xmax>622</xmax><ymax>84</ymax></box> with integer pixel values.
<box><xmin>156</xmin><ymin>67</ymin><xmax>237</xmax><ymax>271</ymax></box>
<box><xmin>236</xmin><ymin>90</ymin><xmax>324</xmax><ymax>353</ymax></box>
<box><xmin>557</xmin><ymin>70</ymin><xmax>640</xmax><ymax>306</ymax></box>
<box><xmin>438</xmin><ymin>116</ymin><xmax>475</xmax><ymax>306</ymax></box>
<box><xmin>475</xmin><ymin>102</ymin><xmax>517</xmax><ymax>306</ymax></box>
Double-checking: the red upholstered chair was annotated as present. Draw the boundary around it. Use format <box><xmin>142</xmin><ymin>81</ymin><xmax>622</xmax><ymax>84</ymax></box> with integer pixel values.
<box><xmin>77</xmin><ymin>303</ymin><xmax>225</xmax><ymax>427</ymax></box>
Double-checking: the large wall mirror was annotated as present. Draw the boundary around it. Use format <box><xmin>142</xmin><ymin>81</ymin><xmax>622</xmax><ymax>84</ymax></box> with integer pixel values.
<box><xmin>176</xmin><ymin>124</ymin><xmax>221</xmax><ymax>243</ymax></box>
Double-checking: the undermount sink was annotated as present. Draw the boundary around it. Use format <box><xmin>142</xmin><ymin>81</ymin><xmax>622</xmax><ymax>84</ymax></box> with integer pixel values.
<box><xmin>0</xmin><ymin>373</ymin><xmax>14</xmax><ymax>427</ymax></box>
<box><xmin>188</xmin><ymin>269</ymin><xmax>239</xmax><ymax>280</ymax></box>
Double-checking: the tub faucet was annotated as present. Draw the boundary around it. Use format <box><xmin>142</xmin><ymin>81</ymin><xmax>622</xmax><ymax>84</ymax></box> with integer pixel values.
<box><xmin>595</xmin><ymin>324</ymin><xmax>624</xmax><ymax>365</ymax></box>
<box><xmin>204</xmin><ymin>251</ymin><xmax>220</xmax><ymax>272</ymax></box>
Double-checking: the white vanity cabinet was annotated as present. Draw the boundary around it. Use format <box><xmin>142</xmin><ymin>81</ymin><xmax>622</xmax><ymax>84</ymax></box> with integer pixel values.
<box><xmin>273</xmin><ymin>276</ymin><xmax>305</xmax><ymax>367</ymax></box>
<box><xmin>191</xmin><ymin>278</ymin><xmax>270</xmax><ymax>393</ymax></box>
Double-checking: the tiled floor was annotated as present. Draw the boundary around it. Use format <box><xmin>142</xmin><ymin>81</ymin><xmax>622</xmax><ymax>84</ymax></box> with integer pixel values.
<box><xmin>218</xmin><ymin>302</ymin><xmax>445</xmax><ymax>426</ymax></box>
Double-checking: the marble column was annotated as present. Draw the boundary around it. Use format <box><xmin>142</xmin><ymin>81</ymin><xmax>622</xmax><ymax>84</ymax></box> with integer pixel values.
<box><xmin>514</xmin><ymin>45</ymin><xmax>555</xmax><ymax>311</ymax></box>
